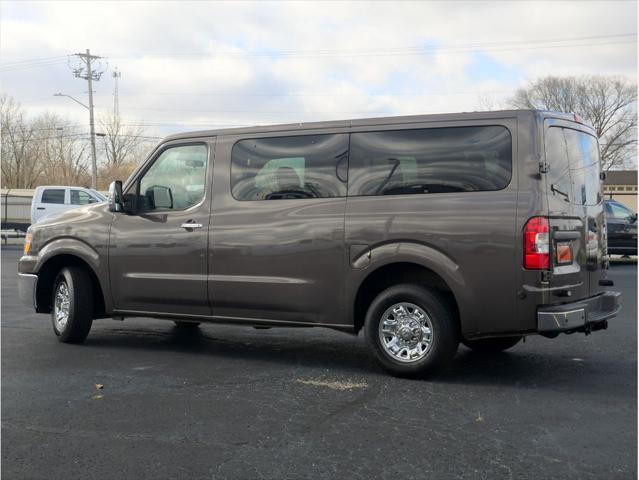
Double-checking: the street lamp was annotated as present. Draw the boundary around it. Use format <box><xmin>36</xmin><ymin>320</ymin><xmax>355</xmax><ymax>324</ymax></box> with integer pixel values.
<box><xmin>53</xmin><ymin>93</ymin><xmax>88</xmax><ymax>110</ymax></box>
<box><xmin>53</xmin><ymin>92</ymin><xmax>98</xmax><ymax>189</ymax></box>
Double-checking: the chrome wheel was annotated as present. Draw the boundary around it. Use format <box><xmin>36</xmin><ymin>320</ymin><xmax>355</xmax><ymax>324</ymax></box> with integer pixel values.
<box><xmin>378</xmin><ymin>302</ymin><xmax>433</xmax><ymax>363</ymax></box>
<box><xmin>54</xmin><ymin>281</ymin><xmax>70</xmax><ymax>332</ymax></box>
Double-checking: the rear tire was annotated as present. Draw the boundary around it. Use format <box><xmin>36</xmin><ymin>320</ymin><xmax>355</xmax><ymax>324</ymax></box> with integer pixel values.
<box><xmin>174</xmin><ymin>321</ymin><xmax>200</xmax><ymax>328</ymax></box>
<box><xmin>51</xmin><ymin>266</ymin><xmax>93</xmax><ymax>343</ymax></box>
<box><xmin>462</xmin><ymin>336</ymin><xmax>522</xmax><ymax>353</ymax></box>
<box><xmin>364</xmin><ymin>284</ymin><xmax>459</xmax><ymax>377</ymax></box>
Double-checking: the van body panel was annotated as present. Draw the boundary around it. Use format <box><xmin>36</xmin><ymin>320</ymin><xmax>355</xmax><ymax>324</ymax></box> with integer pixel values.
<box><xmin>108</xmin><ymin>139</ymin><xmax>215</xmax><ymax>316</ymax></box>
<box><xmin>344</xmin><ymin>240</ymin><xmax>465</xmax><ymax>321</ymax></box>
<box><xmin>542</xmin><ymin>116</ymin><xmax>607</xmax><ymax>303</ymax></box>
<box><xmin>513</xmin><ymin>112</ymin><xmax>549</xmax><ymax>332</ymax></box>
<box><xmin>208</xmin><ymin>133</ymin><xmax>348</xmax><ymax>325</ymax></box>
<box><xmin>18</xmin><ymin>203</ymin><xmax>113</xmax><ymax>313</ymax></box>
<box><xmin>345</xmin><ymin>115</ymin><xmax>520</xmax><ymax>337</ymax></box>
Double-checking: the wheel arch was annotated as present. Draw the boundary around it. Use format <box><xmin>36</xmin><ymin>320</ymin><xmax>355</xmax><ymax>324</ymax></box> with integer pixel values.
<box><xmin>35</xmin><ymin>253</ymin><xmax>107</xmax><ymax>317</ymax></box>
<box><xmin>352</xmin><ymin>261</ymin><xmax>462</xmax><ymax>335</ymax></box>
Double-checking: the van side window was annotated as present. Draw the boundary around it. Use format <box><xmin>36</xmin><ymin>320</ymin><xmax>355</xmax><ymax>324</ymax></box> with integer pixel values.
<box><xmin>41</xmin><ymin>189</ymin><xmax>65</xmax><ymax>204</ymax></box>
<box><xmin>138</xmin><ymin>144</ymin><xmax>208</xmax><ymax>211</ymax></box>
<box><xmin>231</xmin><ymin>134</ymin><xmax>349</xmax><ymax>200</ymax></box>
<box><xmin>348</xmin><ymin>126</ymin><xmax>512</xmax><ymax>196</ymax></box>
<box><xmin>70</xmin><ymin>190</ymin><xmax>96</xmax><ymax>205</ymax></box>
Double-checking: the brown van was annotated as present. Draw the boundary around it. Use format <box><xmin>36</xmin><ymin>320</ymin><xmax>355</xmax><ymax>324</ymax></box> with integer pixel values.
<box><xmin>18</xmin><ymin>110</ymin><xmax>622</xmax><ymax>376</ymax></box>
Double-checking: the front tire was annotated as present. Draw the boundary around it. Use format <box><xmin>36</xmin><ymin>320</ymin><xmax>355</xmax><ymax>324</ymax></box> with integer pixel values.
<box><xmin>462</xmin><ymin>336</ymin><xmax>522</xmax><ymax>353</ymax></box>
<box><xmin>52</xmin><ymin>266</ymin><xmax>94</xmax><ymax>343</ymax></box>
<box><xmin>365</xmin><ymin>284</ymin><xmax>459</xmax><ymax>377</ymax></box>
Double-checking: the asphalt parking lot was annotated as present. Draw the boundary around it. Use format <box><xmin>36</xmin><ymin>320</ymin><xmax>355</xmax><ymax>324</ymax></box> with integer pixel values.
<box><xmin>1</xmin><ymin>245</ymin><xmax>636</xmax><ymax>479</ymax></box>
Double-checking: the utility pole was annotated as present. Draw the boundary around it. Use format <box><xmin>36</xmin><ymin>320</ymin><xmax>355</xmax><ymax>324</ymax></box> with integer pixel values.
<box><xmin>71</xmin><ymin>49</ymin><xmax>105</xmax><ymax>189</ymax></box>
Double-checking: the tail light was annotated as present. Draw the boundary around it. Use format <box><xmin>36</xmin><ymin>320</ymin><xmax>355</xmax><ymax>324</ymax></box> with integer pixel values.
<box><xmin>524</xmin><ymin>217</ymin><xmax>549</xmax><ymax>269</ymax></box>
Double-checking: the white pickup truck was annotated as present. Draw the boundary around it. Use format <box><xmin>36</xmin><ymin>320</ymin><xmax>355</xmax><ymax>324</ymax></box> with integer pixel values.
<box><xmin>30</xmin><ymin>186</ymin><xmax>106</xmax><ymax>224</ymax></box>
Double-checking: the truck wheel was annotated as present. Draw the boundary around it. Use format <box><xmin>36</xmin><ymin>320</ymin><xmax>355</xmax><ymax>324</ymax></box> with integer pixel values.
<box><xmin>365</xmin><ymin>284</ymin><xmax>459</xmax><ymax>377</ymax></box>
<box><xmin>174</xmin><ymin>321</ymin><xmax>200</xmax><ymax>328</ymax></box>
<box><xmin>462</xmin><ymin>336</ymin><xmax>522</xmax><ymax>353</ymax></box>
<box><xmin>51</xmin><ymin>266</ymin><xmax>93</xmax><ymax>343</ymax></box>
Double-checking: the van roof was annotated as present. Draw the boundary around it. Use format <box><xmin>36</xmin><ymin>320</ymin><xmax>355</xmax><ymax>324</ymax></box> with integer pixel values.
<box><xmin>163</xmin><ymin>109</ymin><xmax>588</xmax><ymax>142</ymax></box>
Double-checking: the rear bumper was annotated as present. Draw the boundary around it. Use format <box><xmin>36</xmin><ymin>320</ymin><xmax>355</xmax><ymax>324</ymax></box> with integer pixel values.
<box><xmin>537</xmin><ymin>291</ymin><xmax>622</xmax><ymax>333</ymax></box>
<box><xmin>18</xmin><ymin>273</ymin><xmax>38</xmax><ymax>310</ymax></box>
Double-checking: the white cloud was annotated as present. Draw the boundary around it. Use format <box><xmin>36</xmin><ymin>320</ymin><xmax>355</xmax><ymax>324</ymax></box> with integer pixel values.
<box><xmin>1</xmin><ymin>0</ymin><xmax>636</xmax><ymax>138</ymax></box>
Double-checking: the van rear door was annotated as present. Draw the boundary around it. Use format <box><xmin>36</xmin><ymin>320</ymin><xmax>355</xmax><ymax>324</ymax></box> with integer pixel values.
<box><xmin>543</xmin><ymin>119</ymin><xmax>606</xmax><ymax>301</ymax></box>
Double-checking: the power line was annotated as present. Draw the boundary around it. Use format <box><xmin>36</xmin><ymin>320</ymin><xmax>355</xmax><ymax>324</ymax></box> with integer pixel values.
<box><xmin>111</xmin><ymin>105</ymin><xmax>416</xmax><ymax>114</ymax></box>
<box><xmin>0</xmin><ymin>55</ymin><xmax>70</xmax><ymax>67</ymax></box>
<box><xmin>2</xmin><ymin>132</ymin><xmax>91</xmax><ymax>144</ymax></box>
<box><xmin>2</xmin><ymin>31</ymin><xmax>636</xmax><ymax>72</ymax></box>
<box><xmin>108</xmin><ymin>33</ymin><xmax>637</xmax><ymax>59</ymax></box>
<box><xmin>0</xmin><ymin>59</ymin><xmax>69</xmax><ymax>72</ymax></box>
<box><xmin>2</xmin><ymin>32</ymin><xmax>635</xmax><ymax>74</ymax></box>
<box><xmin>115</xmin><ymin>89</ymin><xmax>515</xmax><ymax>97</ymax></box>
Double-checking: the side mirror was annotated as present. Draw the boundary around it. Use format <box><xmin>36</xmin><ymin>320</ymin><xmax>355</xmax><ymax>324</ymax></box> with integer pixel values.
<box><xmin>108</xmin><ymin>180</ymin><xmax>124</xmax><ymax>212</ymax></box>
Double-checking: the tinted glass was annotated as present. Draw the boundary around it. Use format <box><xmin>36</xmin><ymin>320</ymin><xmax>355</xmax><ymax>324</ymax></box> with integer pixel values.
<box><xmin>231</xmin><ymin>134</ymin><xmax>349</xmax><ymax>200</ymax></box>
<box><xmin>544</xmin><ymin>127</ymin><xmax>572</xmax><ymax>203</ymax></box>
<box><xmin>564</xmin><ymin>129</ymin><xmax>601</xmax><ymax>206</ymax></box>
<box><xmin>41</xmin><ymin>189</ymin><xmax>65</xmax><ymax>204</ymax></box>
<box><xmin>608</xmin><ymin>202</ymin><xmax>633</xmax><ymax>219</ymax></box>
<box><xmin>348</xmin><ymin>126</ymin><xmax>511</xmax><ymax>196</ymax></box>
<box><xmin>138</xmin><ymin>144</ymin><xmax>208</xmax><ymax>211</ymax></box>
<box><xmin>545</xmin><ymin>127</ymin><xmax>601</xmax><ymax>206</ymax></box>
<box><xmin>70</xmin><ymin>190</ymin><xmax>95</xmax><ymax>205</ymax></box>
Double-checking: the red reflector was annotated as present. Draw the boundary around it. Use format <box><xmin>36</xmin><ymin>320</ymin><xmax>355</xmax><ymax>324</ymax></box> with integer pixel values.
<box><xmin>524</xmin><ymin>217</ymin><xmax>549</xmax><ymax>270</ymax></box>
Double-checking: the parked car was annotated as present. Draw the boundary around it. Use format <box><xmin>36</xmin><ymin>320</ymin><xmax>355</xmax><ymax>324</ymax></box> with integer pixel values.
<box><xmin>30</xmin><ymin>186</ymin><xmax>106</xmax><ymax>225</ymax></box>
<box><xmin>18</xmin><ymin>110</ymin><xmax>621</xmax><ymax>377</ymax></box>
<box><xmin>604</xmin><ymin>199</ymin><xmax>637</xmax><ymax>256</ymax></box>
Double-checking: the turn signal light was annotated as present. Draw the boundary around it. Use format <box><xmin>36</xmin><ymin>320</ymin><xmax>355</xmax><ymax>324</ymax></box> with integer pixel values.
<box><xmin>23</xmin><ymin>233</ymin><xmax>32</xmax><ymax>256</ymax></box>
<box><xmin>524</xmin><ymin>217</ymin><xmax>549</xmax><ymax>269</ymax></box>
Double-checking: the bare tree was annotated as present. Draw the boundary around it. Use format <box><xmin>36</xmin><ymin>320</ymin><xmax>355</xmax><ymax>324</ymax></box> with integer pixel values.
<box><xmin>97</xmin><ymin>111</ymin><xmax>155</xmax><ymax>188</ymax></box>
<box><xmin>100</xmin><ymin>111</ymin><xmax>148</xmax><ymax>167</ymax></box>
<box><xmin>1</xmin><ymin>94</ymin><xmax>41</xmax><ymax>188</ymax></box>
<box><xmin>33</xmin><ymin>113</ymin><xmax>91</xmax><ymax>186</ymax></box>
<box><xmin>475</xmin><ymin>92</ymin><xmax>503</xmax><ymax>111</ymax></box>
<box><xmin>510</xmin><ymin>76</ymin><xmax>637</xmax><ymax>170</ymax></box>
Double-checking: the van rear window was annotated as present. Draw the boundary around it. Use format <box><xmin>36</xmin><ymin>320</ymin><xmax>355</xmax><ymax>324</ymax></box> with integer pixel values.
<box><xmin>545</xmin><ymin>127</ymin><xmax>601</xmax><ymax>206</ymax></box>
<box><xmin>348</xmin><ymin>126</ymin><xmax>512</xmax><ymax>196</ymax></box>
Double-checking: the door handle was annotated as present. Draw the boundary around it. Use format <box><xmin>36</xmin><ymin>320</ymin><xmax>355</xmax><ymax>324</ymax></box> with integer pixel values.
<box><xmin>181</xmin><ymin>222</ymin><xmax>203</xmax><ymax>230</ymax></box>
<box><xmin>37</xmin><ymin>207</ymin><xmax>45</xmax><ymax>210</ymax></box>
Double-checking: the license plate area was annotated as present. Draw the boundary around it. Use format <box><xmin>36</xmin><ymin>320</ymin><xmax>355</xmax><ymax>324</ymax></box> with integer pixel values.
<box><xmin>556</xmin><ymin>242</ymin><xmax>573</xmax><ymax>265</ymax></box>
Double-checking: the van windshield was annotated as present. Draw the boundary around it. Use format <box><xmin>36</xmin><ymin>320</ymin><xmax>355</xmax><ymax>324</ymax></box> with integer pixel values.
<box><xmin>545</xmin><ymin>126</ymin><xmax>601</xmax><ymax>206</ymax></box>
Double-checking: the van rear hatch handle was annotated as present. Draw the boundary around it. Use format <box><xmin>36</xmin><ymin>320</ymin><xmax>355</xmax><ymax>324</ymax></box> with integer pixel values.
<box><xmin>553</xmin><ymin>230</ymin><xmax>581</xmax><ymax>241</ymax></box>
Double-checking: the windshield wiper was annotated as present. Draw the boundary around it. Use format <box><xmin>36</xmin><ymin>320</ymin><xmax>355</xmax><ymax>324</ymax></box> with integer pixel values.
<box><xmin>551</xmin><ymin>183</ymin><xmax>570</xmax><ymax>202</ymax></box>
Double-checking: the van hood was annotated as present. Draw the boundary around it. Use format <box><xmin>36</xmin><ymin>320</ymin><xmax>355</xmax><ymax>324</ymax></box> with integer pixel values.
<box><xmin>32</xmin><ymin>202</ymin><xmax>110</xmax><ymax>229</ymax></box>
<box><xmin>28</xmin><ymin>203</ymin><xmax>113</xmax><ymax>257</ymax></box>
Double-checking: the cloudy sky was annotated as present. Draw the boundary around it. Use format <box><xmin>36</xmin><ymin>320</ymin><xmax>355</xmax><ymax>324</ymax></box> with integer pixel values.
<box><xmin>1</xmin><ymin>0</ymin><xmax>637</xmax><ymax>139</ymax></box>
